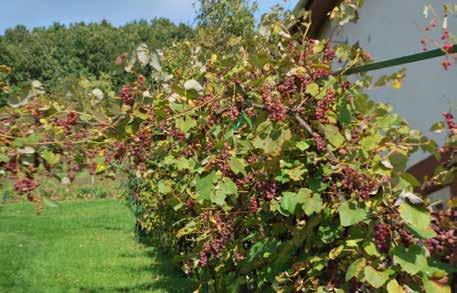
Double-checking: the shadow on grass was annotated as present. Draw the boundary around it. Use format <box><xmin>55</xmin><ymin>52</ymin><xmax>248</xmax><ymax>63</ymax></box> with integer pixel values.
<box><xmin>81</xmin><ymin>243</ymin><xmax>195</xmax><ymax>293</ymax></box>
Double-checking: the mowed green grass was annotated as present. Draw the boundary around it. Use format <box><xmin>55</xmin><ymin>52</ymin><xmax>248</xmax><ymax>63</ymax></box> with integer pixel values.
<box><xmin>0</xmin><ymin>200</ymin><xmax>194</xmax><ymax>292</ymax></box>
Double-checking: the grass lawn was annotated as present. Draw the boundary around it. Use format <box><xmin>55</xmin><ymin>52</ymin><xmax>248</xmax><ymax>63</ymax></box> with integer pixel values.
<box><xmin>0</xmin><ymin>200</ymin><xmax>194</xmax><ymax>292</ymax></box>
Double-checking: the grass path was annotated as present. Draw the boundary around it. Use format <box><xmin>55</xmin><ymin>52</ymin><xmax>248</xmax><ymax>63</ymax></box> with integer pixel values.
<box><xmin>0</xmin><ymin>200</ymin><xmax>194</xmax><ymax>292</ymax></box>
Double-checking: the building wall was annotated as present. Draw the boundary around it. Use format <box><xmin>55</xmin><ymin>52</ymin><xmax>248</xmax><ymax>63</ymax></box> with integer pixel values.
<box><xmin>321</xmin><ymin>0</ymin><xmax>457</xmax><ymax>166</ymax></box>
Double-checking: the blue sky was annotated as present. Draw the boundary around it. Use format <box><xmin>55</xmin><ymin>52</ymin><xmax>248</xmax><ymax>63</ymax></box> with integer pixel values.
<box><xmin>0</xmin><ymin>0</ymin><xmax>298</xmax><ymax>34</ymax></box>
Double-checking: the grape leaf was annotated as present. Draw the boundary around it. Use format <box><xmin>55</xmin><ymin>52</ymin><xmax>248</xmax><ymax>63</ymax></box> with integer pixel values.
<box><xmin>363</xmin><ymin>266</ymin><xmax>389</xmax><ymax>289</ymax></box>
<box><xmin>338</xmin><ymin>201</ymin><xmax>369</xmax><ymax>227</ymax></box>
<box><xmin>323</xmin><ymin>125</ymin><xmax>345</xmax><ymax>148</ymax></box>
<box><xmin>196</xmin><ymin>172</ymin><xmax>216</xmax><ymax>201</ymax></box>
<box><xmin>386</xmin><ymin>279</ymin><xmax>406</xmax><ymax>293</ymax></box>
<box><xmin>345</xmin><ymin>258</ymin><xmax>366</xmax><ymax>281</ymax></box>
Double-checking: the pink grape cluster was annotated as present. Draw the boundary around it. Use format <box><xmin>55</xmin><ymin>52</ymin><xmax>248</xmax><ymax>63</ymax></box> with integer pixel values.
<box><xmin>224</xmin><ymin>105</ymin><xmax>240</xmax><ymax>121</ymax></box>
<box><xmin>14</xmin><ymin>178</ymin><xmax>39</xmax><ymax>194</ymax></box>
<box><xmin>119</xmin><ymin>85</ymin><xmax>134</xmax><ymax>106</ymax></box>
<box><xmin>213</xmin><ymin>143</ymin><xmax>232</xmax><ymax>176</ymax></box>
<box><xmin>257</xmin><ymin>180</ymin><xmax>276</xmax><ymax>201</ymax></box>
<box><xmin>198</xmin><ymin>213</ymin><xmax>234</xmax><ymax>266</ymax></box>
<box><xmin>374</xmin><ymin>223</ymin><xmax>391</xmax><ymax>252</ymax></box>
<box><xmin>249</xmin><ymin>196</ymin><xmax>259</xmax><ymax>213</ymax></box>
<box><xmin>315</xmin><ymin>89</ymin><xmax>336</xmax><ymax>123</ymax></box>
<box><xmin>54</xmin><ymin>111</ymin><xmax>79</xmax><ymax>133</ymax></box>
<box><xmin>341</xmin><ymin>165</ymin><xmax>377</xmax><ymax>199</ymax></box>
<box><xmin>278</xmin><ymin>75</ymin><xmax>298</xmax><ymax>97</ymax></box>
<box><xmin>169</xmin><ymin>128</ymin><xmax>185</xmax><ymax>141</ymax></box>
<box><xmin>426</xmin><ymin>210</ymin><xmax>457</xmax><ymax>264</ymax></box>
<box><xmin>398</xmin><ymin>223</ymin><xmax>415</xmax><ymax>247</ymax></box>
<box><xmin>313</xmin><ymin>133</ymin><xmax>326</xmax><ymax>152</ymax></box>
<box><xmin>443</xmin><ymin>112</ymin><xmax>457</xmax><ymax>133</ymax></box>
<box><xmin>314</xmin><ymin>68</ymin><xmax>329</xmax><ymax>79</ymax></box>
<box><xmin>262</xmin><ymin>87</ymin><xmax>287</xmax><ymax>122</ymax></box>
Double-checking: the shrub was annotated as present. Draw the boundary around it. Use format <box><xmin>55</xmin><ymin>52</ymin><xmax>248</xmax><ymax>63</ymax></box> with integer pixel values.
<box><xmin>0</xmin><ymin>1</ymin><xmax>456</xmax><ymax>292</ymax></box>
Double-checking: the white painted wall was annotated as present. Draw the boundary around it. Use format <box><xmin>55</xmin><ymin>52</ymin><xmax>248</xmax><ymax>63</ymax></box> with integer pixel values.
<box><xmin>322</xmin><ymin>0</ymin><xmax>457</xmax><ymax>165</ymax></box>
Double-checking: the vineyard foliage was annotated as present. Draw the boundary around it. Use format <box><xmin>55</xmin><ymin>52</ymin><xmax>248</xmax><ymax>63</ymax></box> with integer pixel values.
<box><xmin>1</xmin><ymin>0</ymin><xmax>457</xmax><ymax>292</ymax></box>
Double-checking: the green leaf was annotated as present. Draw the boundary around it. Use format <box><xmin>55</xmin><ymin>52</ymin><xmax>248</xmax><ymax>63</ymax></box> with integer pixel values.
<box><xmin>423</xmin><ymin>277</ymin><xmax>451</xmax><ymax>293</ymax></box>
<box><xmin>211</xmin><ymin>191</ymin><xmax>227</xmax><ymax>206</ymax></box>
<box><xmin>175</xmin><ymin>116</ymin><xmax>196</xmax><ymax>133</ymax></box>
<box><xmin>392</xmin><ymin>245</ymin><xmax>428</xmax><ymax>275</ymax></box>
<box><xmin>218</xmin><ymin>177</ymin><xmax>238</xmax><ymax>196</ymax></box>
<box><xmin>345</xmin><ymin>258</ymin><xmax>366</xmax><ymax>281</ymax></box>
<box><xmin>375</xmin><ymin>114</ymin><xmax>400</xmax><ymax>129</ymax></box>
<box><xmin>399</xmin><ymin>202</ymin><xmax>432</xmax><ymax>233</ymax></box>
<box><xmin>158</xmin><ymin>180</ymin><xmax>172</xmax><ymax>194</ymax></box>
<box><xmin>363</xmin><ymin>242</ymin><xmax>381</xmax><ymax>257</ymax></box>
<box><xmin>229</xmin><ymin>156</ymin><xmax>247</xmax><ymax>176</ymax></box>
<box><xmin>41</xmin><ymin>151</ymin><xmax>61</xmax><ymax>166</ymax></box>
<box><xmin>133</xmin><ymin>109</ymin><xmax>148</xmax><ymax>120</ymax></box>
<box><xmin>338</xmin><ymin>201</ymin><xmax>369</xmax><ymax>227</ymax></box>
<box><xmin>253</xmin><ymin>127</ymin><xmax>291</xmax><ymax>156</ymax></box>
<box><xmin>430</xmin><ymin>122</ymin><xmax>445</xmax><ymax>133</ymax></box>
<box><xmin>175</xmin><ymin>157</ymin><xmax>194</xmax><ymax>171</ymax></box>
<box><xmin>363</xmin><ymin>266</ymin><xmax>389</xmax><ymax>289</ymax></box>
<box><xmin>406</xmin><ymin>223</ymin><xmax>437</xmax><ymax>239</ymax></box>
<box><xmin>0</xmin><ymin>153</ymin><xmax>8</xmax><ymax>163</ymax></box>
<box><xmin>306</xmin><ymin>83</ymin><xmax>320</xmax><ymax>96</ymax></box>
<box><xmin>389</xmin><ymin>152</ymin><xmax>408</xmax><ymax>172</ymax></box>
<box><xmin>280</xmin><ymin>192</ymin><xmax>300</xmax><ymax>215</ymax></box>
<box><xmin>400</xmin><ymin>173</ymin><xmax>421</xmax><ymax>188</ymax></box>
<box><xmin>337</xmin><ymin>99</ymin><xmax>352</xmax><ymax>127</ymax></box>
<box><xmin>196</xmin><ymin>172</ymin><xmax>216</xmax><ymax>202</ymax></box>
<box><xmin>301</xmin><ymin>191</ymin><xmax>323</xmax><ymax>216</ymax></box>
<box><xmin>323</xmin><ymin>125</ymin><xmax>345</xmax><ymax>148</ymax></box>
<box><xmin>360</xmin><ymin>133</ymin><xmax>383</xmax><ymax>150</ymax></box>
<box><xmin>296</xmin><ymin>140</ymin><xmax>310</xmax><ymax>151</ymax></box>
<box><xmin>386</xmin><ymin>279</ymin><xmax>406</xmax><ymax>293</ymax></box>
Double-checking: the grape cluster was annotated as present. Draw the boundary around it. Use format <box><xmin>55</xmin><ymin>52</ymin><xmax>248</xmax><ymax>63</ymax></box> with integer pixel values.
<box><xmin>54</xmin><ymin>111</ymin><xmax>79</xmax><ymax>133</ymax></box>
<box><xmin>439</xmin><ymin>28</ymin><xmax>453</xmax><ymax>71</ymax></box>
<box><xmin>278</xmin><ymin>75</ymin><xmax>298</xmax><ymax>97</ymax></box>
<box><xmin>426</xmin><ymin>209</ymin><xmax>457</xmax><ymax>264</ymax></box>
<box><xmin>199</xmin><ymin>250</ymin><xmax>208</xmax><ymax>267</ymax></box>
<box><xmin>113</xmin><ymin>142</ymin><xmax>126</xmax><ymax>161</ymax></box>
<box><xmin>198</xmin><ymin>213</ymin><xmax>233</xmax><ymax>266</ymax></box>
<box><xmin>249</xmin><ymin>196</ymin><xmax>259</xmax><ymax>213</ymax></box>
<box><xmin>397</xmin><ymin>223</ymin><xmax>415</xmax><ymax>247</ymax></box>
<box><xmin>374</xmin><ymin>223</ymin><xmax>391</xmax><ymax>252</ymax></box>
<box><xmin>213</xmin><ymin>143</ymin><xmax>232</xmax><ymax>177</ymax></box>
<box><xmin>324</xmin><ymin>46</ymin><xmax>336</xmax><ymax>61</ymax></box>
<box><xmin>257</xmin><ymin>180</ymin><xmax>276</xmax><ymax>201</ymax></box>
<box><xmin>313</xmin><ymin>133</ymin><xmax>326</xmax><ymax>152</ymax></box>
<box><xmin>86</xmin><ymin>149</ymin><xmax>97</xmax><ymax>175</ymax></box>
<box><xmin>443</xmin><ymin>112</ymin><xmax>457</xmax><ymax>132</ymax></box>
<box><xmin>4</xmin><ymin>157</ymin><xmax>18</xmax><ymax>175</ymax></box>
<box><xmin>224</xmin><ymin>105</ymin><xmax>240</xmax><ymax>121</ymax></box>
<box><xmin>235</xmin><ymin>173</ymin><xmax>254</xmax><ymax>188</ymax></box>
<box><xmin>186</xmin><ymin>199</ymin><xmax>195</xmax><ymax>210</ymax></box>
<box><xmin>314</xmin><ymin>68</ymin><xmax>329</xmax><ymax>79</ymax></box>
<box><xmin>135</xmin><ymin>129</ymin><xmax>153</xmax><ymax>150</ymax></box>
<box><xmin>341</xmin><ymin>165</ymin><xmax>377</xmax><ymax>199</ymax></box>
<box><xmin>262</xmin><ymin>87</ymin><xmax>287</xmax><ymax>122</ymax></box>
<box><xmin>169</xmin><ymin>128</ymin><xmax>185</xmax><ymax>141</ymax></box>
<box><xmin>247</xmin><ymin>154</ymin><xmax>258</xmax><ymax>165</ymax></box>
<box><xmin>351</xmin><ymin>127</ymin><xmax>362</xmax><ymax>143</ymax></box>
<box><xmin>119</xmin><ymin>85</ymin><xmax>134</xmax><ymax>106</ymax></box>
<box><xmin>441</xmin><ymin>59</ymin><xmax>452</xmax><ymax>71</ymax></box>
<box><xmin>314</xmin><ymin>89</ymin><xmax>336</xmax><ymax>123</ymax></box>
<box><xmin>14</xmin><ymin>178</ymin><xmax>39</xmax><ymax>193</ymax></box>
<box><xmin>443</xmin><ymin>42</ymin><xmax>454</xmax><ymax>54</ymax></box>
